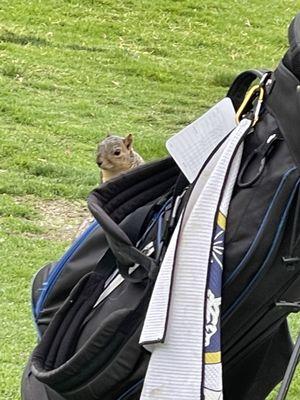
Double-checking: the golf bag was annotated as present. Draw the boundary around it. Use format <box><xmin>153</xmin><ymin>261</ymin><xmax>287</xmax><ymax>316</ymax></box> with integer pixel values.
<box><xmin>22</xmin><ymin>13</ymin><xmax>300</xmax><ymax>400</ymax></box>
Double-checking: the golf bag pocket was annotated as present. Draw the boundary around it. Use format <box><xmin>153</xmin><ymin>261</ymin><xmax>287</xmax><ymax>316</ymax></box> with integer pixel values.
<box><xmin>30</xmin><ymin>259</ymin><xmax>152</xmax><ymax>400</ymax></box>
<box><xmin>223</xmin><ymin>167</ymin><xmax>300</xmax><ymax>304</ymax></box>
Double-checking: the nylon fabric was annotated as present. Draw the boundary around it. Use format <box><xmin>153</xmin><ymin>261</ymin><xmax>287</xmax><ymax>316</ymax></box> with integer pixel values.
<box><xmin>140</xmin><ymin>119</ymin><xmax>250</xmax><ymax>400</ymax></box>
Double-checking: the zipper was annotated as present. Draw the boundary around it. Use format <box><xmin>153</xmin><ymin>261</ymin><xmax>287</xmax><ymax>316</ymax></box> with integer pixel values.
<box><xmin>34</xmin><ymin>220</ymin><xmax>99</xmax><ymax>319</ymax></box>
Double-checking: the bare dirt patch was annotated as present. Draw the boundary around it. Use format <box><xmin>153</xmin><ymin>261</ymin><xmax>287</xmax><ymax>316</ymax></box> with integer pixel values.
<box><xmin>14</xmin><ymin>196</ymin><xmax>93</xmax><ymax>242</ymax></box>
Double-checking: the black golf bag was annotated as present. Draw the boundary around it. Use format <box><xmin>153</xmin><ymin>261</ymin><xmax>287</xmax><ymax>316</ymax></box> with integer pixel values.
<box><xmin>22</xmin><ymin>13</ymin><xmax>300</xmax><ymax>400</ymax></box>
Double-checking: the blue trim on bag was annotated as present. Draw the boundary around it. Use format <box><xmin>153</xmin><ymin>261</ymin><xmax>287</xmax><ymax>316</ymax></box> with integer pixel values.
<box><xmin>224</xmin><ymin>167</ymin><xmax>296</xmax><ymax>287</ymax></box>
<box><xmin>34</xmin><ymin>198</ymin><xmax>172</xmax><ymax>321</ymax></box>
<box><xmin>34</xmin><ymin>220</ymin><xmax>99</xmax><ymax>318</ymax></box>
<box><xmin>136</xmin><ymin>198</ymin><xmax>172</xmax><ymax>249</ymax></box>
<box><xmin>223</xmin><ymin>178</ymin><xmax>300</xmax><ymax>321</ymax></box>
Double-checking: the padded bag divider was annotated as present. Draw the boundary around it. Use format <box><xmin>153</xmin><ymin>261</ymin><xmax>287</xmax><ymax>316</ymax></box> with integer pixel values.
<box><xmin>88</xmin><ymin>157</ymin><xmax>179</xmax><ymax>280</ymax></box>
<box><xmin>30</xmin><ymin>248</ymin><xmax>152</xmax><ymax>399</ymax></box>
<box><xmin>34</xmin><ymin>157</ymin><xmax>179</xmax><ymax>334</ymax></box>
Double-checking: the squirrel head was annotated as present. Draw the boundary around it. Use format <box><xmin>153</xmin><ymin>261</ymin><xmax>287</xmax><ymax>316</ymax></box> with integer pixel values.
<box><xmin>96</xmin><ymin>133</ymin><xmax>134</xmax><ymax>172</ymax></box>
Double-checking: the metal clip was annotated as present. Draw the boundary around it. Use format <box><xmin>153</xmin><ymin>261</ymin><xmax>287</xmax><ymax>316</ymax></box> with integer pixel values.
<box><xmin>252</xmin><ymin>86</ymin><xmax>264</xmax><ymax>126</ymax></box>
<box><xmin>236</xmin><ymin>84</ymin><xmax>260</xmax><ymax>124</ymax></box>
<box><xmin>282</xmin><ymin>256</ymin><xmax>300</xmax><ymax>271</ymax></box>
<box><xmin>276</xmin><ymin>301</ymin><xmax>300</xmax><ymax>312</ymax></box>
<box><xmin>236</xmin><ymin>72</ymin><xmax>271</xmax><ymax>126</ymax></box>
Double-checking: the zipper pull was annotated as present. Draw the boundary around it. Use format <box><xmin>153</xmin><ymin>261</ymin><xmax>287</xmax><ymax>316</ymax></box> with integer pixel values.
<box><xmin>258</xmin><ymin>131</ymin><xmax>282</xmax><ymax>158</ymax></box>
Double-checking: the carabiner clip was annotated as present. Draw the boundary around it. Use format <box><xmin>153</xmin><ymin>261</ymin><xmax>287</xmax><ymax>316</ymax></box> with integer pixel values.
<box><xmin>236</xmin><ymin>84</ymin><xmax>259</xmax><ymax>124</ymax></box>
<box><xmin>236</xmin><ymin>85</ymin><xmax>265</xmax><ymax>126</ymax></box>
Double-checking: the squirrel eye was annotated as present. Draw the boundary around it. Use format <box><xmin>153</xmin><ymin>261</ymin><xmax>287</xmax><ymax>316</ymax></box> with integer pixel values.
<box><xmin>114</xmin><ymin>149</ymin><xmax>121</xmax><ymax>156</ymax></box>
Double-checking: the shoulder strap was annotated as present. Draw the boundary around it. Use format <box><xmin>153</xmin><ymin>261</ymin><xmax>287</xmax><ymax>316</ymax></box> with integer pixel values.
<box><xmin>227</xmin><ymin>69</ymin><xmax>267</xmax><ymax>110</ymax></box>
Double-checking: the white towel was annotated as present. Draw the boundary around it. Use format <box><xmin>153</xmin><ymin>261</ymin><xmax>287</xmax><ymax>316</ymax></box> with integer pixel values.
<box><xmin>140</xmin><ymin>118</ymin><xmax>251</xmax><ymax>400</ymax></box>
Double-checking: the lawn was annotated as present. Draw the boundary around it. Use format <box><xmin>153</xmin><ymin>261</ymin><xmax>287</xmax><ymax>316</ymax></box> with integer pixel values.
<box><xmin>0</xmin><ymin>1</ymin><xmax>299</xmax><ymax>399</ymax></box>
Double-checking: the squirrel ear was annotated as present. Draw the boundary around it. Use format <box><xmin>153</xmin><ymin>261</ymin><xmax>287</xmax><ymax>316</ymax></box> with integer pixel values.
<box><xmin>124</xmin><ymin>134</ymin><xmax>133</xmax><ymax>149</ymax></box>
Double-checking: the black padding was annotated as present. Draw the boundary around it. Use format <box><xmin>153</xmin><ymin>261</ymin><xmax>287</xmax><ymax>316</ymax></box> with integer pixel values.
<box><xmin>34</xmin><ymin>203</ymin><xmax>155</xmax><ymax>337</ymax></box>
<box><xmin>88</xmin><ymin>157</ymin><xmax>179</xmax><ymax>280</ymax></box>
<box><xmin>52</xmin><ymin>251</ymin><xmax>116</xmax><ymax>368</ymax></box>
<box><xmin>283</xmin><ymin>12</ymin><xmax>300</xmax><ymax>81</ymax></box>
<box><xmin>266</xmin><ymin>62</ymin><xmax>300</xmax><ymax>170</ymax></box>
<box><xmin>21</xmin><ymin>359</ymin><xmax>65</xmax><ymax>400</ymax></box>
<box><xmin>90</xmin><ymin>157</ymin><xmax>179</xmax><ymax>223</ymax></box>
<box><xmin>227</xmin><ymin>69</ymin><xmax>267</xmax><ymax>110</ymax></box>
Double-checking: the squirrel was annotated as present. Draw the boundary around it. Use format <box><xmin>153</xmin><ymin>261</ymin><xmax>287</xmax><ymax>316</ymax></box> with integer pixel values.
<box><xmin>96</xmin><ymin>133</ymin><xmax>144</xmax><ymax>182</ymax></box>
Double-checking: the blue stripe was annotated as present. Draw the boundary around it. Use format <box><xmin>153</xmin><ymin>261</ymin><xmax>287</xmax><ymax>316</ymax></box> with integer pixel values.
<box><xmin>223</xmin><ymin>178</ymin><xmax>300</xmax><ymax>321</ymax></box>
<box><xmin>117</xmin><ymin>379</ymin><xmax>144</xmax><ymax>400</ymax></box>
<box><xmin>34</xmin><ymin>220</ymin><xmax>99</xmax><ymax>318</ymax></box>
<box><xmin>224</xmin><ymin>167</ymin><xmax>296</xmax><ymax>287</ymax></box>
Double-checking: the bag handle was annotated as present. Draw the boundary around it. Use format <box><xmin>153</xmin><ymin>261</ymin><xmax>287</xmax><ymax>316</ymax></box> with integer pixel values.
<box><xmin>88</xmin><ymin>192</ymin><xmax>157</xmax><ymax>281</ymax></box>
<box><xmin>227</xmin><ymin>69</ymin><xmax>267</xmax><ymax>110</ymax></box>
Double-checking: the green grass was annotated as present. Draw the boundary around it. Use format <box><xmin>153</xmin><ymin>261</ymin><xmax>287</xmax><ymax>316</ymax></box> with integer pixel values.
<box><xmin>0</xmin><ymin>1</ymin><xmax>299</xmax><ymax>399</ymax></box>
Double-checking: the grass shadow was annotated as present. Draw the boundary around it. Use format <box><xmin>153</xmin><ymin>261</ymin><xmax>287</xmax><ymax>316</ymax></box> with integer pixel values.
<box><xmin>0</xmin><ymin>30</ymin><xmax>49</xmax><ymax>47</ymax></box>
<box><xmin>64</xmin><ymin>43</ymin><xmax>105</xmax><ymax>52</ymax></box>
<box><xmin>0</xmin><ymin>30</ymin><xmax>105</xmax><ymax>53</ymax></box>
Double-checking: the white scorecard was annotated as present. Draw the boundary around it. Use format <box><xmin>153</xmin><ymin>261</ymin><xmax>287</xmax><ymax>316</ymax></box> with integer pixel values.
<box><xmin>166</xmin><ymin>97</ymin><xmax>237</xmax><ymax>182</ymax></box>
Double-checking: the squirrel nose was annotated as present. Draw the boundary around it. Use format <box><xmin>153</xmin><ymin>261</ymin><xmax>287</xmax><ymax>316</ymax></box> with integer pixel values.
<box><xmin>97</xmin><ymin>161</ymin><xmax>103</xmax><ymax>167</ymax></box>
